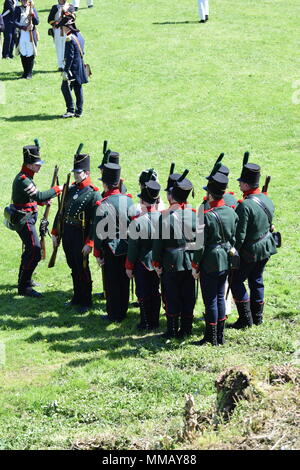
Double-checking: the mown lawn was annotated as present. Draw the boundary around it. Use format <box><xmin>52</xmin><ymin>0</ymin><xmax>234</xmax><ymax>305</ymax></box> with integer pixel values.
<box><xmin>0</xmin><ymin>0</ymin><xmax>299</xmax><ymax>450</ymax></box>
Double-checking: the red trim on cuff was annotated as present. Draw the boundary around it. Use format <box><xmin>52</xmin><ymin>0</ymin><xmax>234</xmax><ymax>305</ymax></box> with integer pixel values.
<box><xmin>51</xmin><ymin>228</ymin><xmax>58</xmax><ymax>236</ymax></box>
<box><xmin>52</xmin><ymin>185</ymin><xmax>61</xmax><ymax>195</ymax></box>
<box><xmin>192</xmin><ymin>261</ymin><xmax>199</xmax><ymax>269</ymax></box>
<box><xmin>85</xmin><ymin>238</ymin><xmax>94</xmax><ymax>247</ymax></box>
<box><xmin>152</xmin><ymin>260</ymin><xmax>161</xmax><ymax>268</ymax></box>
<box><xmin>125</xmin><ymin>258</ymin><xmax>135</xmax><ymax>270</ymax></box>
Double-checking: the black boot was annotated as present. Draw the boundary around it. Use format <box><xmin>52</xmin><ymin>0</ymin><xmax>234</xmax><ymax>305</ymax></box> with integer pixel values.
<box><xmin>148</xmin><ymin>294</ymin><xmax>161</xmax><ymax>329</ymax></box>
<box><xmin>18</xmin><ymin>269</ymin><xmax>42</xmax><ymax>297</ymax></box>
<box><xmin>20</xmin><ymin>55</ymin><xmax>27</xmax><ymax>78</ymax></box>
<box><xmin>205</xmin><ymin>15</ymin><xmax>209</xmax><ymax>21</ymax></box>
<box><xmin>194</xmin><ymin>323</ymin><xmax>218</xmax><ymax>346</ymax></box>
<box><xmin>161</xmin><ymin>316</ymin><xmax>179</xmax><ymax>339</ymax></box>
<box><xmin>217</xmin><ymin>319</ymin><xmax>226</xmax><ymax>345</ymax></box>
<box><xmin>251</xmin><ymin>301</ymin><xmax>264</xmax><ymax>325</ymax></box>
<box><xmin>228</xmin><ymin>301</ymin><xmax>253</xmax><ymax>329</ymax></box>
<box><xmin>26</xmin><ymin>55</ymin><xmax>34</xmax><ymax>79</ymax></box>
<box><xmin>177</xmin><ymin>315</ymin><xmax>193</xmax><ymax>338</ymax></box>
<box><xmin>137</xmin><ymin>299</ymin><xmax>148</xmax><ymax>330</ymax></box>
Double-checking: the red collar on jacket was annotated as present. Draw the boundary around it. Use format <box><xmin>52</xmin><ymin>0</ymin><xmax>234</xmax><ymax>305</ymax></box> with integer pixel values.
<box><xmin>21</xmin><ymin>165</ymin><xmax>34</xmax><ymax>178</ymax></box>
<box><xmin>146</xmin><ymin>206</ymin><xmax>157</xmax><ymax>213</ymax></box>
<box><xmin>243</xmin><ymin>188</ymin><xmax>260</xmax><ymax>198</ymax></box>
<box><xmin>170</xmin><ymin>202</ymin><xmax>187</xmax><ymax>210</ymax></box>
<box><xmin>209</xmin><ymin>199</ymin><xmax>225</xmax><ymax>208</ymax></box>
<box><xmin>103</xmin><ymin>188</ymin><xmax>120</xmax><ymax>198</ymax></box>
<box><xmin>75</xmin><ymin>176</ymin><xmax>91</xmax><ymax>189</ymax></box>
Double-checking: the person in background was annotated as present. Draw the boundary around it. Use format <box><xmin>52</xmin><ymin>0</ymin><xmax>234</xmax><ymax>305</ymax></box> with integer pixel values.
<box><xmin>198</xmin><ymin>0</ymin><xmax>209</xmax><ymax>23</ymax></box>
<box><xmin>48</xmin><ymin>0</ymin><xmax>75</xmax><ymax>71</ymax></box>
<box><xmin>2</xmin><ymin>0</ymin><xmax>17</xmax><ymax>59</ymax></box>
<box><xmin>72</xmin><ymin>0</ymin><xmax>93</xmax><ymax>12</ymax></box>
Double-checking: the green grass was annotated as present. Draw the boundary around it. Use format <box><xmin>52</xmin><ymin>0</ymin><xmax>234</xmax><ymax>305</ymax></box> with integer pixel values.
<box><xmin>0</xmin><ymin>0</ymin><xmax>299</xmax><ymax>450</ymax></box>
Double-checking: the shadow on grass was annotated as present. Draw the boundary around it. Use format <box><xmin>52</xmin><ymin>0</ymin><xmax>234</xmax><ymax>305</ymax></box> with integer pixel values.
<box><xmin>3</xmin><ymin>114</ymin><xmax>61</xmax><ymax>121</ymax></box>
<box><xmin>152</xmin><ymin>20</ymin><xmax>200</xmax><ymax>25</ymax></box>
<box><xmin>0</xmin><ymin>69</ymin><xmax>58</xmax><ymax>81</ymax></box>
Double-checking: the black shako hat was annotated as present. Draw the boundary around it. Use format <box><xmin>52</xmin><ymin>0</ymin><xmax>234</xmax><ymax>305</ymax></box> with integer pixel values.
<box><xmin>165</xmin><ymin>162</ymin><xmax>182</xmax><ymax>192</ymax></box>
<box><xmin>99</xmin><ymin>150</ymin><xmax>120</xmax><ymax>170</ymax></box>
<box><xmin>203</xmin><ymin>172</ymin><xmax>228</xmax><ymax>196</ymax></box>
<box><xmin>138</xmin><ymin>180</ymin><xmax>161</xmax><ymax>204</ymax></box>
<box><xmin>237</xmin><ymin>151</ymin><xmax>261</xmax><ymax>187</ymax></box>
<box><xmin>23</xmin><ymin>143</ymin><xmax>44</xmax><ymax>165</ymax></box>
<box><xmin>206</xmin><ymin>153</ymin><xmax>229</xmax><ymax>180</ymax></box>
<box><xmin>71</xmin><ymin>153</ymin><xmax>90</xmax><ymax>172</ymax></box>
<box><xmin>57</xmin><ymin>12</ymin><xmax>79</xmax><ymax>32</ymax></box>
<box><xmin>139</xmin><ymin>168</ymin><xmax>158</xmax><ymax>186</ymax></box>
<box><xmin>170</xmin><ymin>170</ymin><xmax>193</xmax><ymax>203</ymax></box>
<box><xmin>100</xmin><ymin>163</ymin><xmax>121</xmax><ymax>185</ymax></box>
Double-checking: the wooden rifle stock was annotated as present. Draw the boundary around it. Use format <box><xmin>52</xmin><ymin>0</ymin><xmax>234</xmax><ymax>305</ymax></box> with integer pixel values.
<box><xmin>40</xmin><ymin>165</ymin><xmax>59</xmax><ymax>260</ymax></box>
<box><xmin>48</xmin><ymin>173</ymin><xmax>71</xmax><ymax>268</ymax></box>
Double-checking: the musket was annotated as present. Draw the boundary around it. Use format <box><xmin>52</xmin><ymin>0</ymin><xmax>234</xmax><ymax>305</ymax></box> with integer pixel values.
<box><xmin>28</xmin><ymin>1</ymin><xmax>37</xmax><ymax>56</ymax></box>
<box><xmin>101</xmin><ymin>265</ymin><xmax>106</xmax><ymax>300</ymax></box>
<box><xmin>48</xmin><ymin>173</ymin><xmax>71</xmax><ymax>268</ymax></box>
<box><xmin>130</xmin><ymin>278</ymin><xmax>134</xmax><ymax>302</ymax></box>
<box><xmin>262</xmin><ymin>176</ymin><xmax>271</xmax><ymax>194</ymax></box>
<box><xmin>40</xmin><ymin>165</ymin><xmax>59</xmax><ymax>260</ymax></box>
<box><xmin>79</xmin><ymin>211</ymin><xmax>88</xmax><ymax>270</ymax></box>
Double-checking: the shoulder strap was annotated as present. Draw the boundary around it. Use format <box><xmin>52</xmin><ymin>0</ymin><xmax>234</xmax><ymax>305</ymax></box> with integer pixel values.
<box><xmin>72</xmin><ymin>35</ymin><xmax>84</xmax><ymax>58</ymax></box>
<box><xmin>210</xmin><ymin>209</ymin><xmax>226</xmax><ymax>243</ymax></box>
<box><xmin>247</xmin><ymin>195</ymin><xmax>272</xmax><ymax>227</ymax></box>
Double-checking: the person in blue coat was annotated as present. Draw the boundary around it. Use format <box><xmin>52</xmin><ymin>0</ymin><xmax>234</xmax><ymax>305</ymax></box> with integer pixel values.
<box><xmin>14</xmin><ymin>0</ymin><xmax>39</xmax><ymax>79</ymax></box>
<box><xmin>1</xmin><ymin>0</ymin><xmax>17</xmax><ymax>59</ymax></box>
<box><xmin>57</xmin><ymin>12</ymin><xmax>88</xmax><ymax>118</ymax></box>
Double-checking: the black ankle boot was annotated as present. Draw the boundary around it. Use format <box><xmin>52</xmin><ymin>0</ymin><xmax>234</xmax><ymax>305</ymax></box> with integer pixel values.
<box><xmin>194</xmin><ymin>323</ymin><xmax>218</xmax><ymax>346</ymax></box>
<box><xmin>177</xmin><ymin>315</ymin><xmax>193</xmax><ymax>338</ymax></box>
<box><xmin>251</xmin><ymin>301</ymin><xmax>264</xmax><ymax>325</ymax></box>
<box><xmin>217</xmin><ymin>319</ymin><xmax>226</xmax><ymax>345</ymax></box>
<box><xmin>228</xmin><ymin>301</ymin><xmax>253</xmax><ymax>329</ymax></box>
<box><xmin>18</xmin><ymin>269</ymin><xmax>42</xmax><ymax>297</ymax></box>
<box><xmin>161</xmin><ymin>316</ymin><xmax>179</xmax><ymax>339</ymax></box>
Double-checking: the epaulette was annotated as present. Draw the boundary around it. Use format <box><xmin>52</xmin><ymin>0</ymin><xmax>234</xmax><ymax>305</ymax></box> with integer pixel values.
<box><xmin>237</xmin><ymin>199</ymin><xmax>244</xmax><ymax>204</ymax></box>
<box><xmin>95</xmin><ymin>200</ymin><xmax>101</xmax><ymax>206</ymax></box>
<box><xmin>90</xmin><ymin>184</ymin><xmax>100</xmax><ymax>191</ymax></box>
<box><xmin>20</xmin><ymin>174</ymin><xmax>27</xmax><ymax>180</ymax></box>
<box><xmin>227</xmin><ymin>191</ymin><xmax>235</xmax><ymax>195</ymax></box>
<box><xmin>126</xmin><ymin>193</ymin><xmax>133</xmax><ymax>198</ymax></box>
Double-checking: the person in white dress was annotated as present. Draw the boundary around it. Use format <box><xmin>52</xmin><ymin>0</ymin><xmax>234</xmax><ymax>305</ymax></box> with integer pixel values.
<box><xmin>48</xmin><ymin>0</ymin><xmax>75</xmax><ymax>71</ymax></box>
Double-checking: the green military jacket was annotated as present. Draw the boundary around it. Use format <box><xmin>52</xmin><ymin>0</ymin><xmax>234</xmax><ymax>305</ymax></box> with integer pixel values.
<box><xmin>52</xmin><ymin>177</ymin><xmax>101</xmax><ymax>245</ymax></box>
<box><xmin>152</xmin><ymin>203</ymin><xmax>197</xmax><ymax>272</ymax></box>
<box><xmin>235</xmin><ymin>189</ymin><xmax>277</xmax><ymax>263</ymax></box>
<box><xmin>126</xmin><ymin>208</ymin><xmax>161</xmax><ymax>271</ymax></box>
<box><xmin>193</xmin><ymin>200</ymin><xmax>239</xmax><ymax>273</ymax></box>
<box><xmin>93</xmin><ymin>189</ymin><xmax>133</xmax><ymax>257</ymax></box>
<box><xmin>10</xmin><ymin>166</ymin><xmax>60</xmax><ymax>231</ymax></box>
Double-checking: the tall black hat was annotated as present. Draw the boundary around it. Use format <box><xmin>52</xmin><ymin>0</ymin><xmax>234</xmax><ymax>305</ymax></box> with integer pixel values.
<box><xmin>203</xmin><ymin>172</ymin><xmax>228</xmax><ymax>196</ymax></box>
<box><xmin>139</xmin><ymin>168</ymin><xmax>158</xmax><ymax>186</ymax></box>
<box><xmin>23</xmin><ymin>139</ymin><xmax>44</xmax><ymax>165</ymax></box>
<box><xmin>206</xmin><ymin>153</ymin><xmax>229</xmax><ymax>180</ymax></box>
<box><xmin>138</xmin><ymin>180</ymin><xmax>161</xmax><ymax>204</ymax></box>
<box><xmin>99</xmin><ymin>150</ymin><xmax>120</xmax><ymax>170</ymax></box>
<box><xmin>100</xmin><ymin>163</ymin><xmax>121</xmax><ymax>185</ymax></box>
<box><xmin>72</xmin><ymin>154</ymin><xmax>90</xmax><ymax>172</ymax></box>
<box><xmin>237</xmin><ymin>152</ymin><xmax>260</xmax><ymax>187</ymax></box>
<box><xmin>165</xmin><ymin>163</ymin><xmax>182</xmax><ymax>192</ymax></box>
<box><xmin>170</xmin><ymin>170</ymin><xmax>193</xmax><ymax>203</ymax></box>
<box><xmin>57</xmin><ymin>12</ymin><xmax>79</xmax><ymax>32</ymax></box>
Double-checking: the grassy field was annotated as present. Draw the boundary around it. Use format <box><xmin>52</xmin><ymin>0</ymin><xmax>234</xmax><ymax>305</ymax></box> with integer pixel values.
<box><xmin>0</xmin><ymin>0</ymin><xmax>299</xmax><ymax>450</ymax></box>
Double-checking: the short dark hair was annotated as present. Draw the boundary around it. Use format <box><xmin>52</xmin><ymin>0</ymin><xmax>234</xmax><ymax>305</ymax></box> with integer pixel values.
<box><xmin>208</xmin><ymin>191</ymin><xmax>223</xmax><ymax>201</ymax></box>
<box><xmin>106</xmin><ymin>183</ymin><xmax>119</xmax><ymax>190</ymax></box>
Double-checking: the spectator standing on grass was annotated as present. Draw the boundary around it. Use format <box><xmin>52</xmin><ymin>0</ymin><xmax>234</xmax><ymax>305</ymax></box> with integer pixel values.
<box><xmin>198</xmin><ymin>0</ymin><xmax>209</xmax><ymax>23</ymax></box>
<box><xmin>1</xmin><ymin>0</ymin><xmax>17</xmax><ymax>59</ymax></box>
<box><xmin>14</xmin><ymin>0</ymin><xmax>39</xmax><ymax>79</ymax></box>
<box><xmin>72</xmin><ymin>0</ymin><xmax>93</xmax><ymax>12</ymax></box>
<box><xmin>48</xmin><ymin>0</ymin><xmax>75</xmax><ymax>71</ymax></box>
<box><xmin>57</xmin><ymin>11</ymin><xmax>88</xmax><ymax>118</ymax></box>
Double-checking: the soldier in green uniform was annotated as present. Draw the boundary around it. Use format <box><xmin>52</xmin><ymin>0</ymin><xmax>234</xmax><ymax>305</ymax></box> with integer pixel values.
<box><xmin>229</xmin><ymin>156</ymin><xmax>277</xmax><ymax>328</ymax></box>
<box><xmin>8</xmin><ymin>143</ymin><xmax>62</xmax><ymax>297</ymax></box>
<box><xmin>152</xmin><ymin>171</ymin><xmax>197</xmax><ymax>339</ymax></box>
<box><xmin>93</xmin><ymin>163</ymin><xmax>133</xmax><ymax>322</ymax></box>
<box><xmin>202</xmin><ymin>154</ymin><xmax>237</xmax><ymax>210</ymax></box>
<box><xmin>51</xmin><ymin>152</ymin><xmax>101</xmax><ymax>313</ymax></box>
<box><xmin>192</xmin><ymin>173</ymin><xmax>239</xmax><ymax>346</ymax></box>
<box><xmin>126</xmin><ymin>181</ymin><xmax>162</xmax><ymax>331</ymax></box>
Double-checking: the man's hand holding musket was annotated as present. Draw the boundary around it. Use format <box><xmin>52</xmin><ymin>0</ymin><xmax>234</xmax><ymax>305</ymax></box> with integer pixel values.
<box><xmin>39</xmin><ymin>165</ymin><xmax>59</xmax><ymax>260</ymax></box>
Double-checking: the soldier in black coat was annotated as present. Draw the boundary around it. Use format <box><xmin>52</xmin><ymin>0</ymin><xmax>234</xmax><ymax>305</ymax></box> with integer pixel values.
<box><xmin>1</xmin><ymin>0</ymin><xmax>17</xmax><ymax>59</ymax></box>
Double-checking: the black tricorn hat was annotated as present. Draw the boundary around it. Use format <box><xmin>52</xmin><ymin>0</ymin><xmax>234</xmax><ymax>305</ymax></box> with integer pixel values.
<box><xmin>138</xmin><ymin>180</ymin><xmax>161</xmax><ymax>204</ymax></box>
<box><xmin>99</xmin><ymin>150</ymin><xmax>120</xmax><ymax>170</ymax></box>
<box><xmin>139</xmin><ymin>168</ymin><xmax>158</xmax><ymax>186</ymax></box>
<box><xmin>203</xmin><ymin>172</ymin><xmax>228</xmax><ymax>196</ymax></box>
<box><xmin>170</xmin><ymin>170</ymin><xmax>193</xmax><ymax>203</ymax></box>
<box><xmin>100</xmin><ymin>163</ymin><xmax>121</xmax><ymax>185</ymax></box>
<box><xmin>57</xmin><ymin>12</ymin><xmax>79</xmax><ymax>32</ymax></box>
<box><xmin>23</xmin><ymin>145</ymin><xmax>44</xmax><ymax>165</ymax></box>
<box><xmin>238</xmin><ymin>163</ymin><xmax>261</xmax><ymax>187</ymax></box>
<box><xmin>71</xmin><ymin>153</ymin><xmax>90</xmax><ymax>172</ymax></box>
